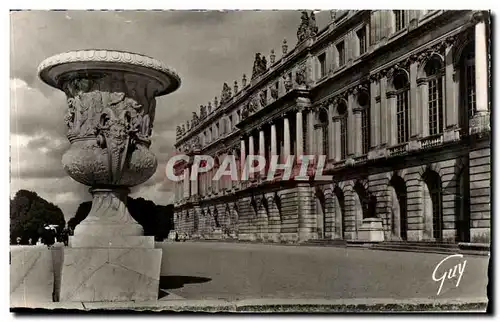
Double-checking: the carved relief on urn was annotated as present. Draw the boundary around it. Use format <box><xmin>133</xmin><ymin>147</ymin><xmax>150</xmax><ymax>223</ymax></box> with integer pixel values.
<box><xmin>38</xmin><ymin>50</ymin><xmax>181</xmax><ymax>237</ymax></box>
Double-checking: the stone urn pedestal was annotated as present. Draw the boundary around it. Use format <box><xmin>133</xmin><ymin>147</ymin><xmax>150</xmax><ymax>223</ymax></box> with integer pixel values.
<box><xmin>37</xmin><ymin>50</ymin><xmax>181</xmax><ymax>302</ymax></box>
<box><xmin>358</xmin><ymin>218</ymin><xmax>385</xmax><ymax>242</ymax></box>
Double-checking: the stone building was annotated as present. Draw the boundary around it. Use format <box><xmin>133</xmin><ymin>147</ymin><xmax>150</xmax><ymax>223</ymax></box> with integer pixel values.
<box><xmin>172</xmin><ymin>10</ymin><xmax>491</xmax><ymax>244</ymax></box>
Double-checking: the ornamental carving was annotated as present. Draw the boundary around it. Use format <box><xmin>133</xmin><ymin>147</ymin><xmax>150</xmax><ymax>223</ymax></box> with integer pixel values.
<box><xmin>221</xmin><ymin>82</ymin><xmax>232</xmax><ymax>104</ymax></box>
<box><xmin>297</xmin><ymin>11</ymin><xmax>318</xmax><ymax>42</ymax></box>
<box><xmin>192</xmin><ymin>111</ymin><xmax>200</xmax><ymax>127</ymax></box>
<box><xmin>283</xmin><ymin>73</ymin><xmax>293</xmax><ymax>92</ymax></box>
<box><xmin>295</xmin><ymin>64</ymin><xmax>307</xmax><ymax>87</ymax></box>
<box><xmin>271</xmin><ymin>86</ymin><xmax>279</xmax><ymax>100</ymax></box>
<box><xmin>251</xmin><ymin>53</ymin><xmax>268</xmax><ymax>79</ymax></box>
<box><xmin>260</xmin><ymin>90</ymin><xmax>267</xmax><ymax>108</ymax></box>
<box><xmin>200</xmin><ymin>105</ymin><xmax>207</xmax><ymax>118</ymax></box>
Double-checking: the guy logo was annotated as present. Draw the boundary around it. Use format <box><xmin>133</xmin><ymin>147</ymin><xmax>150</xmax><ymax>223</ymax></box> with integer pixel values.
<box><xmin>432</xmin><ymin>254</ymin><xmax>467</xmax><ymax>296</ymax></box>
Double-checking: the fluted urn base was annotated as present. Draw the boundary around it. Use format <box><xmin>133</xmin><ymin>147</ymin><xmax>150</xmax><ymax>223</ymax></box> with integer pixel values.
<box><xmin>73</xmin><ymin>187</ymin><xmax>143</xmax><ymax>239</ymax></box>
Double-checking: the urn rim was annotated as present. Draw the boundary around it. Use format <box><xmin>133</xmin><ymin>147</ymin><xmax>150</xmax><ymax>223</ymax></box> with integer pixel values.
<box><xmin>37</xmin><ymin>49</ymin><xmax>181</xmax><ymax>96</ymax></box>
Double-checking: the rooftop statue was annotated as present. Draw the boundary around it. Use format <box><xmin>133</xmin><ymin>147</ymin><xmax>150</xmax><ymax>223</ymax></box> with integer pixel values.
<box><xmin>221</xmin><ymin>82</ymin><xmax>232</xmax><ymax>104</ymax></box>
<box><xmin>251</xmin><ymin>53</ymin><xmax>262</xmax><ymax>79</ymax></box>
<box><xmin>200</xmin><ymin>105</ymin><xmax>207</xmax><ymax>118</ymax></box>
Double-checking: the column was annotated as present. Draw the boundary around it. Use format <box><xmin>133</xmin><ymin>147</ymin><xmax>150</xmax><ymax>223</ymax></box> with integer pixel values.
<box><xmin>474</xmin><ymin>12</ymin><xmax>488</xmax><ymax>114</ymax></box>
<box><xmin>444</xmin><ymin>42</ymin><xmax>457</xmax><ymax>129</ymax></box>
<box><xmin>370</xmin><ymin>79</ymin><xmax>380</xmax><ymax>147</ymax></box>
<box><xmin>328</xmin><ymin>104</ymin><xmax>335</xmax><ymax>160</ymax></box>
<box><xmin>409</xmin><ymin>61</ymin><xmax>419</xmax><ymax>137</ymax></box>
<box><xmin>417</xmin><ymin>77</ymin><xmax>429</xmax><ymax>137</ymax></box>
<box><xmin>380</xmin><ymin>76</ymin><xmax>388</xmax><ymax>145</ymax></box>
<box><xmin>353</xmin><ymin>109</ymin><xmax>363</xmax><ymax>154</ymax></box>
<box><xmin>347</xmin><ymin>93</ymin><xmax>356</xmax><ymax>155</ymax></box>
<box><xmin>307</xmin><ymin>109</ymin><xmax>315</xmax><ymax>155</ymax></box>
<box><xmin>191</xmin><ymin>160</ymin><xmax>198</xmax><ymax>198</ymax></box>
<box><xmin>271</xmin><ymin>121</ymin><xmax>277</xmax><ymax>157</ymax></box>
<box><xmin>283</xmin><ymin>116</ymin><xmax>291</xmax><ymax>160</ymax></box>
<box><xmin>232</xmin><ymin>149</ymin><xmax>238</xmax><ymax>188</ymax></box>
<box><xmin>386</xmin><ymin>92</ymin><xmax>397</xmax><ymax>146</ymax></box>
<box><xmin>332</xmin><ymin>117</ymin><xmax>342</xmax><ymax>161</ymax></box>
<box><xmin>248</xmin><ymin>135</ymin><xmax>255</xmax><ymax>179</ymax></box>
<box><xmin>183</xmin><ymin>166</ymin><xmax>190</xmax><ymax>200</ymax></box>
<box><xmin>259</xmin><ymin>128</ymin><xmax>266</xmax><ymax>176</ymax></box>
<box><xmin>296</xmin><ymin>109</ymin><xmax>304</xmax><ymax>161</ymax></box>
<box><xmin>240</xmin><ymin>137</ymin><xmax>246</xmax><ymax>174</ymax></box>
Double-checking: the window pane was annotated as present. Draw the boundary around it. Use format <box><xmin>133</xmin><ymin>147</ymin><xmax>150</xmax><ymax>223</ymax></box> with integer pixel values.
<box><xmin>397</xmin><ymin>89</ymin><xmax>409</xmax><ymax>143</ymax></box>
<box><xmin>428</xmin><ymin>77</ymin><xmax>444</xmax><ymax>135</ymax></box>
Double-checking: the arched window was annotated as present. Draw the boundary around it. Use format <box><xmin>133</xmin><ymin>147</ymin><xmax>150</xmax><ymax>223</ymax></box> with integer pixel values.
<box><xmin>423</xmin><ymin>170</ymin><xmax>443</xmax><ymax>241</ymax></box>
<box><xmin>425</xmin><ymin>58</ymin><xmax>445</xmax><ymax>135</ymax></box>
<box><xmin>334</xmin><ymin>186</ymin><xmax>345</xmax><ymax>240</ymax></box>
<box><xmin>394</xmin><ymin>72</ymin><xmax>410</xmax><ymax>143</ymax></box>
<box><xmin>389</xmin><ymin>175</ymin><xmax>407</xmax><ymax>240</ymax></box>
<box><xmin>357</xmin><ymin>90</ymin><xmax>371</xmax><ymax>154</ymax></box>
<box><xmin>337</xmin><ymin>101</ymin><xmax>348</xmax><ymax>160</ymax></box>
<box><xmin>318</xmin><ymin>108</ymin><xmax>329</xmax><ymax>157</ymax></box>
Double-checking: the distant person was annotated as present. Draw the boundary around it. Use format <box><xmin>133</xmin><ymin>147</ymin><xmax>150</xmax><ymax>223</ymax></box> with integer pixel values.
<box><xmin>16</xmin><ymin>237</ymin><xmax>21</xmax><ymax>245</ymax></box>
<box><xmin>36</xmin><ymin>237</ymin><xmax>43</xmax><ymax>246</ymax></box>
<box><xmin>28</xmin><ymin>238</ymin><xmax>33</xmax><ymax>245</ymax></box>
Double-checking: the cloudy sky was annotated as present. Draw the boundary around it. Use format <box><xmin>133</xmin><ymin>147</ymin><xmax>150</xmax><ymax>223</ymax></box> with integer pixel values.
<box><xmin>10</xmin><ymin>10</ymin><xmax>331</xmax><ymax>220</ymax></box>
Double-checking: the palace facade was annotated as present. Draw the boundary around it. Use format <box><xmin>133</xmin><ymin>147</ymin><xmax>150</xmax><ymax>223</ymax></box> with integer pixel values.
<box><xmin>172</xmin><ymin>10</ymin><xmax>491</xmax><ymax>244</ymax></box>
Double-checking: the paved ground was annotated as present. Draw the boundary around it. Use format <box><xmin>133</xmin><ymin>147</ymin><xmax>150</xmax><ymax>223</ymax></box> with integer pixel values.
<box><xmin>158</xmin><ymin>241</ymin><xmax>489</xmax><ymax>302</ymax></box>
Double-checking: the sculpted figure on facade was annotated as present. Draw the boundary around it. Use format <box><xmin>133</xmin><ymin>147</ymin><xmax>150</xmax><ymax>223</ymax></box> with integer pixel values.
<box><xmin>252</xmin><ymin>53</ymin><xmax>262</xmax><ymax>79</ymax></box>
<box><xmin>233</xmin><ymin>80</ymin><xmax>239</xmax><ymax>95</ymax></box>
<box><xmin>295</xmin><ymin>64</ymin><xmax>307</xmax><ymax>87</ymax></box>
<box><xmin>282</xmin><ymin>38</ymin><xmax>288</xmax><ymax>55</ymax></box>
<box><xmin>260</xmin><ymin>90</ymin><xmax>267</xmax><ymax>108</ymax></box>
<box><xmin>271</xmin><ymin>85</ymin><xmax>279</xmax><ymax>100</ymax></box>
<box><xmin>260</xmin><ymin>56</ymin><xmax>267</xmax><ymax>73</ymax></box>
<box><xmin>297</xmin><ymin>11</ymin><xmax>318</xmax><ymax>42</ymax></box>
<box><xmin>181</xmin><ymin>124</ymin><xmax>186</xmax><ymax>134</ymax></box>
<box><xmin>242</xmin><ymin>74</ymin><xmax>247</xmax><ymax>87</ymax></box>
<box><xmin>221</xmin><ymin>82</ymin><xmax>232</xmax><ymax>104</ymax></box>
<box><xmin>310</xmin><ymin>12</ymin><xmax>319</xmax><ymax>35</ymax></box>
<box><xmin>297</xmin><ymin>11</ymin><xmax>310</xmax><ymax>42</ymax></box>
<box><xmin>192</xmin><ymin>111</ymin><xmax>199</xmax><ymax>127</ymax></box>
<box><xmin>200</xmin><ymin>105</ymin><xmax>207</xmax><ymax>118</ymax></box>
<box><xmin>207</xmin><ymin>101</ymin><xmax>212</xmax><ymax>114</ymax></box>
<box><xmin>176</xmin><ymin>125</ymin><xmax>182</xmax><ymax>138</ymax></box>
<box><xmin>214</xmin><ymin>96</ymin><xmax>219</xmax><ymax>109</ymax></box>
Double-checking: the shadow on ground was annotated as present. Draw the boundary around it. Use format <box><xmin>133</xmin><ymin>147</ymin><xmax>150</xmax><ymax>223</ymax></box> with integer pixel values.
<box><xmin>158</xmin><ymin>275</ymin><xmax>212</xmax><ymax>299</ymax></box>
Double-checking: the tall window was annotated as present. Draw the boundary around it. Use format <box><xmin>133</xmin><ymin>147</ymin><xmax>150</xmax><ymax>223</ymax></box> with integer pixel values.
<box><xmin>336</xmin><ymin>41</ymin><xmax>345</xmax><ymax>67</ymax></box>
<box><xmin>463</xmin><ymin>45</ymin><xmax>476</xmax><ymax>118</ymax></box>
<box><xmin>338</xmin><ymin>101</ymin><xmax>348</xmax><ymax>160</ymax></box>
<box><xmin>357</xmin><ymin>27</ymin><xmax>367</xmax><ymax>56</ymax></box>
<box><xmin>357</xmin><ymin>91</ymin><xmax>370</xmax><ymax>154</ymax></box>
<box><xmin>426</xmin><ymin>58</ymin><xmax>444</xmax><ymax>136</ymax></box>
<box><xmin>318</xmin><ymin>52</ymin><xmax>327</xmax><ymax>78</ymax></box>
<box><xmin>394</xmin><ymin>72</ymin><xmax>410</xmax><ymax>143</ymax></box>
<box><xmin>394</xmin><ymin>10</ymin><xmax>407</xmax><ymax>32</ymax></box>
<box><xmin>318</xmin><ymin>109</ymin><xmax>329</xmax><ymax>157</ymax></box>
<box><xmin>228</xmin><ymin>115</ymin><xmax>233</xmax><ymax>131</ymax></box>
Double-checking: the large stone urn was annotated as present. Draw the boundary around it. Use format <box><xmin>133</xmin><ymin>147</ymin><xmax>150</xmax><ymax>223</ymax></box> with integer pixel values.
<box><xmin>38</xmin><ymin>50</ymin><xmax>180</xmax><ymax>302</ymax></box>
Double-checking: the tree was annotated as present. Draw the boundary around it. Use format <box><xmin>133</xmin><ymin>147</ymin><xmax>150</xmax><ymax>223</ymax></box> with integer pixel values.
<box><xmin>10</xmin><ymin>190</ymin><xmax>66</xmax><ymax>245</ymax></box>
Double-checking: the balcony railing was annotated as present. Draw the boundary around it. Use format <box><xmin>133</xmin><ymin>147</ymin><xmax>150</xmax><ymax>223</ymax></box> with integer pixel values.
<box><xmin>419</xmin><ymin>134</ymin><xmax>443</xmax><ymax>149</ymax></box>
<box><xmin>388</xmin><ymin>143</ymin><xmax>408</xmax><ymax>156</ymax></box>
